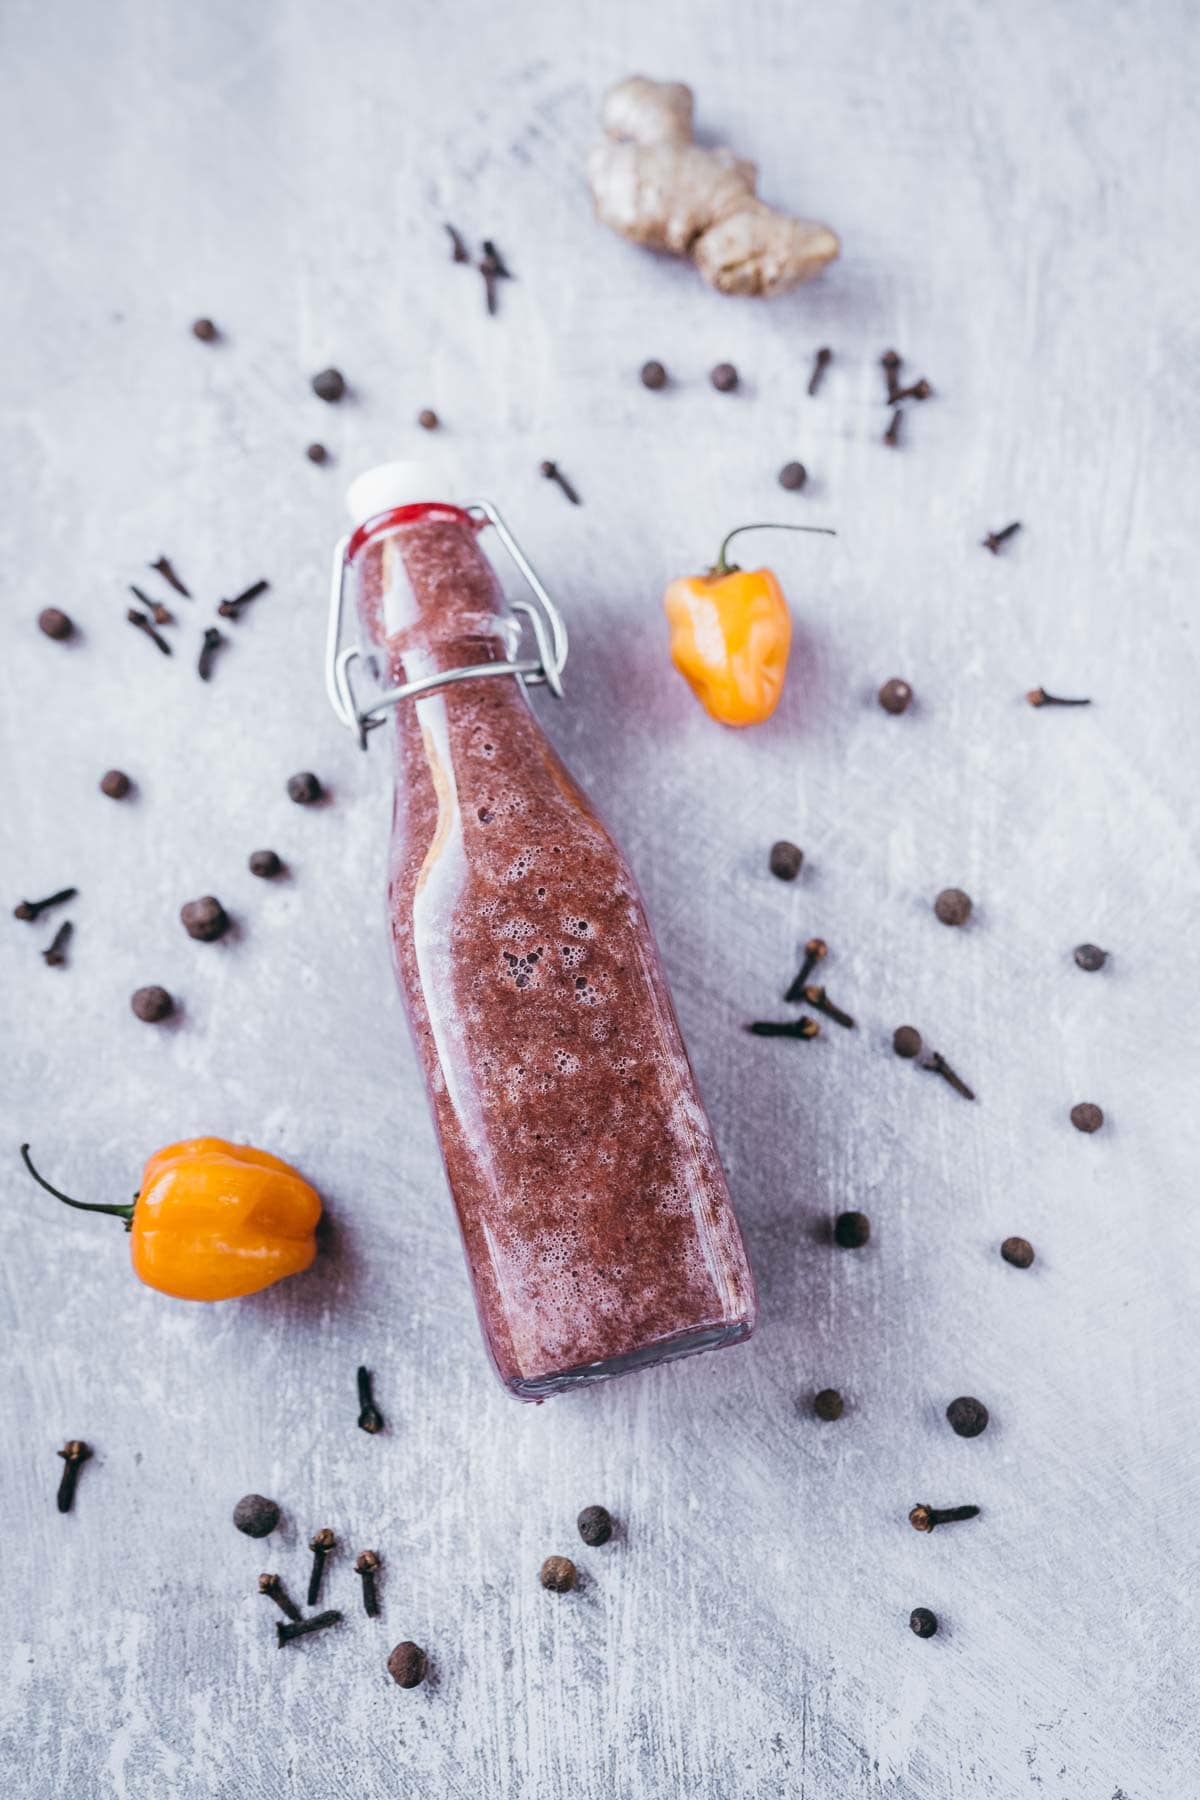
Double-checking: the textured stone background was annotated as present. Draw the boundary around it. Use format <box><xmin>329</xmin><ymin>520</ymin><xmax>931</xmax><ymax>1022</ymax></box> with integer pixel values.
<box><xmin>2</xmin><ymin>1</ymin><xmax>1198</xmax><ymax>1795</ymax></box>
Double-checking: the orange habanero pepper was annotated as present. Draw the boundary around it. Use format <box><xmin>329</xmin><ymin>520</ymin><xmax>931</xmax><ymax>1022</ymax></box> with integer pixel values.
<box><xmin>20</xmin><ymin>1137</ymin><xmax>321</xmax><ymax>1301</ymax></box>
<box><xmin>664</xmin><ymin>522</ymin><xmax>836</xmax><ymax>727</ymax></box>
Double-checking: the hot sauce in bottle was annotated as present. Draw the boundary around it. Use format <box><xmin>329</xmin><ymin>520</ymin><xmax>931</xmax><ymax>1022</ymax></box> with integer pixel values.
<box><xmin>328</xmin><ymin>464</ymin><xmax>757</xmax><ymax>1396</ymax></box>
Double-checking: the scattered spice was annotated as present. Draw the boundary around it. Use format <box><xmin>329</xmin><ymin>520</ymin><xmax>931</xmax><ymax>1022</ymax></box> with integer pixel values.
<box><xmin>417</xmin><ymin>408</ymin><xmax>439</xmax><ymax>431</ymax></box>
<box><xmin>42</xmin><ymin>921</ymin><xmax>72</xmax><ymax>967</ymax></box>
<box><xmin>355</xmin><ymin>1550</ymin><xmax>381</xmax><ymax>1618</ymax></box>
<box><xmin>100</xmin><ymin>770</ymin><xmax>132</xmax><ymax>799</ymax></box>
<box><xmin>249</xmin><ymin>850</ymin><xmax>283</xmax><ymax>879</ymax></box>
<box><xmin>307</xmin><ymin>1529</ymin><xmax>336</xmax><ymax>1607</ymax></box>
<box><xmin>127</xmin><ymin>608</ymin><xmax>172</xmax><ymax>656</ymax></box>
<box><xmin>807</xmin><ymin>346</ymin><xmax>832</xmax><ymax>396</ymax></box>
<box><xmin>1026</xmin><ymin>687</ymin><xmax>1091</xmax><ymax>708</ymax></box>
<box><xmin>921</xmin><ymin>1051</ymin><xmax>975</xmax><ymax>1101</ymax></box>
<box><xmin>306</xmin><ymin>443</ymin><xmax>329</xmax><ymax>464</ymax></box>
<box><xmin>878</xmin><ymin>678</ymin><xmax>912</xmax><ymax>715</ymax></box>
<box><xmin>357</xmin><ymin>1365</ymin><xmax>385</xmax><ymax>1435</ymax></box>
<box><xmin>981</xmin><ymin>521</ymin><xmax>1021</xmax><ymax>555</ymax></box>
<box><xmin>813</xmin><ymin>1388</ymin><xmax>844</xmax><ymax>1421</ymax></box>
<box><xmin>479</xmin><ymin>240</ymin><xmax>512</xmax><ymax>315</ymax></box>
<box><xmin>539</xmin><ymin>1555</ymin><xmax>577</xmax><ymax>1593</ymax></box>
<box><xmin>890</xmin><ymin>378</ymin><xmax>932</xmax><ymax>403</ymax></box>
<box><xmin>56</xmin><ymin>1440</ymin><xmax>91</xmax><ymax>1513</ymax></box>
<box><xmin>778</xmin><ymin>462</ymin><xmax>807</xmax><ymax>491</ymax></box>
<box><xmin>445</xmin><ymin>223</ymin><xmax>469</xmax><ymax>264</ymax></box>
<box><xmin>892</xmin><ymin>1024</ymin><xmax>922</xmax><ymax>1059</ymax></box>
<box><xmin>880</xmin><ymin>349</ymin><xmax>901</xmax><ymax>399</ymax></box>
<box><xmin>37</xmin><ymin>607</ymin><xmax>74</xmax><ymax>640</ymax></box>
<box><xmin>1001</xmin><ymin>1236</ymin><xmax>1035</xmax><ymax>1268</ymax></box>
<box><xmin>934</xmin><ymin>887</ymin><xmax>972</xmax><ymax>926</ymax></box>
<box><xmin>710</xmin><ymin>362</ymin><xmax>739</xmax><ymax>392</ymax></box>
<box><xmin>883</xmin><ymin>408</ymin><xmax>903</xmax><ymax>448</ymax></box>
<box><xmin>539</xmin><ymin>460</ymin><xmax>581</xmax><ymax>505</ymax></box>
<box><xmin>130</xmin><ymin>586</ymin><xmax>174</xmax><ymax>627</ymax></box>
<box><xmin>1070</xmin><ymin>1102</ymin><xmax>1104</xmax><ymax>1134</ymax></box>
<box><xmin>218</xmin><ymin>580</ymin><xmax>269</xmax><ymax>621</ymax></box>
<box><xmin>946</xmin><ymin>1396</ymin><xmax>989</xmax><ymax>1438</ymax></box>
<box><xmin>577</xmin><ymin>1505</ymin><xmax>613</xmax><ymax>1547</ymax></box>
<box><xmin>191</xmin><ymin>318</ymin><xmax>218</xmax><ymax>342</ymax></box>
<box><xmin>834</xmin><ymin>1211</ymin><xmax>870</xmax><ymax>1249</ymax></box>
<box><xmin>233</xmin><ymin>1494</ymin><xmax>280</xmax><ymax>1538</ymax></box>
<box><xmin>287</xmin><ymin>770</ymin><xmax>323</xmax><ymax>805</ymax></box>
<box><xmin>1073</xmin><ymin>943</ymin><xmax>1107</xmax><ymax>972</ymax></box>
<box><xmin>640</xmin><ymin>359</ymin><xmax>668</xmax><ymax>390</ymax></box>
<box><xmin>150</xmin><ymin>557</ymin><xmax>190</xmax><ymax>598</ymax></box>
<box><xmin>131</xmin><ymin>985</ymin><xmax>173</xmax><ymax>1023</ymax></box>
<box><xmin>746</xmin><ymin>1019</ymin><xmax>819</xmax><ymax>1040</ymax></box>
<box><xmin>258</xmin><ymin>1574</ymin><xmax>302</xmax><ymax>1622</ymax></box>
<box><xmin>784</xmin><ymin>937</ymin><xmax>826</xmax><ymax>1002</ymax></box>
<box><xmin>803</xmin><ymin>985</ymin><xmax>854</xmax><ymax>1029</ymax></box>
<box><xmin>388</xmin><ymin>1641</ymin><xmax>428</xmax><ymax>1688</ymax></box>
<box><xmin>180</xmin><ymin>896</ymin><xmax>229</xmax><ymax>943</ymax></box>
<box><xmin>769</xmin><ymin>840</ymin><xmax>803</xmax><ymax>881</ymax></box>
<box><xmin>312</xmin><ymin>368</ymin><xmax>347</xmax><ymax>403</ymax></box>
<box><xmin>277</xmin><ymin>1610</ymin><xmax>342</xmax><ymax>1648</ymax></box>
<box><xmin>909</xmin><ymin>1503</ymin><xmax>980</xmax><ymax>1533</ymax></box>
<box><xmin>909</xmin><ymin>1607</ymin><xmax>939</xmax><ymax>1639</ymax></box>
<box><xmin>197</xmin><ymin>627</ymin><xmax>224</xmax><ymax>680</ymax></box>
<box><xmin>14</xmin><ymin>887</ymin><xmax>77</xmax><ymax>923</ymax></box>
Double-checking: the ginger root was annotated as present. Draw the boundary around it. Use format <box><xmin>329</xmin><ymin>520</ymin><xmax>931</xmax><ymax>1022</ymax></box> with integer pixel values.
<box><xmin>587</xmin><ymin>76</ymin><xmax>839</xmax><ymax>298</ymax></box>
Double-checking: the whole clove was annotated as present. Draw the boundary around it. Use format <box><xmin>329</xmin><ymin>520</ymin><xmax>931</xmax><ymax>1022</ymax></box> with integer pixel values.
<box><xmin>921</xmin><ymin>1051</ymin><xmax>975</xmax><ymax>1101</ymax></box>
<box><xmin>198</xmin><ymin>627</ymin><xmax>224</xmax><ymax>681</ymax></box>
<box><xmin>127</xmin><ymin>608</ymin><xmax>172</xmax><ymax>656</ymax></box>
<box><xmin>889</xmin><ymin>379</ymin><xmax>932</xmax><ymax>403</ymax></box>
<box><xmin>540</xmin><ymin>460</ymin><xmax>580</xmax><ymax>505</ymax></box>
<box><xmin>277</xmin><ymin>1610</ymin><xmax>342</xmax><ymax>1648</ymax></box>
<box><xmin>150</xmin><ymin>557</ymin><xmax>191</xmax><ymax>597</ymax></box>
<box><xmin>1027</xmin><ymin>687</ymin><xmax>1091</xmax><ymax>708</ymax></box>
<box><xmin>42</xmin><ymin>921</ymin><xmax>73</xmax><ymax>967</ymax></box>
<box><xmin>880</xmin><ymin>349</ymin><xmax>901</xmax><ymax>399</ymax></box>
<box><xmin>784</xmin><ymin>937</ymin><xmax>826</xmax><ymax>1002</ymax></box>
<box><xmin>307</xmin><ymin>1529</ymin><xmax>335</xmax><ymax>1607</ymax></box>
<box><xmin>258</xmin><ymin>1574</ymin><xmax>302</xmax><ymax>1622</ymax></box>
<box><xmin>746</xmin><ymin>1019</ymin><xmax>819</xmax><ymax>1040</ymax></box>
<box><xmin>981</xmin><ymin>521</ymin><xmax>1021</xmax><ymax>555</ymax></box>
<box><xmin>357</xmin><ymin>1365</ymin><xmax>385</xmax><ymax>1434</ymax></box>
<box><xmin>909</xmin><ymin>1503</ymin><xmax>980</xmax><ymax>1533</ymax></box>
<box><xmin>355</xmin><ymin>1550</ymin><xmax>381</xmax><ymax>1617</ymax></box>
<box><xmin>130</xmin><ymin>586</ymin><xmax>173</xmax><ymax>626</ymax></box>
<box><xmin>14</xmin><ymin>887</ymin><xmax>77</xmax><ymax>923</ymax></box>
<box><xmin>217</xmin><ymin>580</ymin><xmax>269</xmax><ymax>621</ymax></box>
<box><xmin>803</xmin><ymin>985</ymin><xmax>854</xmax><ymax>1029</ymax></box>
<box><xmin>480</xmin><ymin>240</ymin><xmax>512</xmax><ymax>314</ymax></box>
<box><xmin>445</xmin><ymin>223</ymin><xmax>469</xmax><ymax>263</ymax></box>
<box><xmin>883</xmin><ymin>408</ymin><xmax>903</xmax><ymax>448</ymax></box>
<box><xmin>807</xmin><ymin>346</ymin><xmax>832</xmax><ymax>396</ymax></box>
<box><xmin>56</xmin><ymin>1440</ymin><xmax>92</xmax><ymax>1513</ymax></box>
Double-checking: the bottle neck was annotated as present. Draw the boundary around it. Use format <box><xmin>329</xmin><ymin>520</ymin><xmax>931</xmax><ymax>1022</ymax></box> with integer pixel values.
<box><xmin>351</xmin><ymin>508</ymin><xmax>513</xmax><ymax>687</ymax></box>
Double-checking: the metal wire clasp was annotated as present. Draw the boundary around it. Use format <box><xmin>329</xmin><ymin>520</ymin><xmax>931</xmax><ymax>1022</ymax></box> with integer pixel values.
<box><xmin>325</xmin><ymin>499</ymin><xmax>569</xmax><ymax>748</ymax></box>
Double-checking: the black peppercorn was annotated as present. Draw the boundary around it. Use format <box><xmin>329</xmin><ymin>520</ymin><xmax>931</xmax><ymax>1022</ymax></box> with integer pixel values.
<box><xmin>192</xmin><ymin>318</ymin><xmax>218</xmax><ymax>341</ymax></box>
<box><xmin>813</xmin><ymin>1388</ymin><xmax>844</xmax><ymax>1421</ymax></box>
<box><xmin>287</xmin><ymin>771</ymin><xmax>323</xmax><ymax>805</ymax></box>
<box><xmin>934</xmin><ymin>887</ymin><xmax>972</xmax><ymax>926</ymax></box>
<box><xmin>1070</xmin><ymin>1102</ymin><xmax>1104</xmax><ymax>1134</ymax></box>
<box><xmin>232</xmin><ymin>1493</ymin><xmax>280</xmax><ymax>1538</ymax></box>
<box><xmin>577</xmin><ymin>1505</ymin><xmax>613</xmax><ymax>1546</ymax></box>
<box><xmin>893</xmin><ymin>1025</ymin><xmax>922</xmax><ymax>1060</ymax></box>
<box><xmin>131</xmin><ymin>985</ymin><xmax>173</xmax><ymax>1023</ymax></box>
<box><xmin>417</xmin><ymin>408</ymin><xmax>439</xmax><ymax>430</ymax></box>
<box><xmin>1001</xmin><ymin>1236</ymin><xmax>1035</xmax><ymax>1268</ymax></box>
<box><xmin>834</xmin><ymin>1211</ymin><xmax>870</xmax><ymax>1249</ymax></box>
<box><xmin>248</xmin><ymin>849</ymin><xmax>283</xmax><ymax>879</ymax></box>
<box><xmin>909</xmin><ymin>1607</ymin><xmax>939</xmax><ymax>1638</ymax></box>
<box><xmin>38</xmin><ymin>607</ymin><xmax>74</xmax><ymax>641</ymax></box>
<box><xmin>1073</xmin><ymin>943</ymin><xmax>1107</xmax><ymax>972</ymax></box>
<box><xmin>640</xmin><ymin>359</ymin><xmax>668</xmax><ymax>390</ymax></box>
<box><xmin>180</xmin><ymin>896</ymin><xmax>229</xmax><ymax>942</ymax></box>
<box><xmin>99</xmin><ymin>770</ymin><xmax>131</xmax><ymax>799</ymax></box>
<box><xmin>539</xmin><ymin>1555</ymin><xmax>577</xmax><ymax>1593</ymax></box>
<box><xmin>311</xmin><ymin>367</ymin><xmax>347</xmax><ymax>402</ymax></box>
<box><xmin>878</xmin><ymin>678</ymin><xmax>912</xmax><ymax>715</ymax></box>
<box><xmin>779</xmin><ymin>462</ymin><xmax>807</xmax><ymax>491</ymax></box>
<box><xmin>710</xmin><ymin>362</ymin><xmax>739</xmax><ymax>392</ymax></box>
<box><xmin>387</xmin><ymin>1641</ymin><xmax>428</xmax><ymax>1688</ymax></box>
<box><xmin>769</xmin><ymin>840</ymin><xmax>803</xmax><ymax>881</ymax></box>
<box><xmin>306</xmin><ymin>443</ymin><xmax>329</xmax><ymax>464</ymax></box>
<box><xmin>946</xmin><ymin>1396</ymin><xmax>989</xmax><ymax>1438</ymax></box>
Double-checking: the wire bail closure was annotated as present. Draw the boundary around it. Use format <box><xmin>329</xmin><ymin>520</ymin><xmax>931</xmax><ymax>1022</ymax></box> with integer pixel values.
<box><xmin>325</xmin><ymin>499</ymin><xmax>569</xmax><ymax>748</ymax></box>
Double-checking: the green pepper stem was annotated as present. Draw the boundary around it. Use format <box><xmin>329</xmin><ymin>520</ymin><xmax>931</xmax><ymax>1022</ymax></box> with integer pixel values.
<box><xmin>713</xmin><ymin>521</ymin><xmax>837</xmax><ymax>575</ymax></box>
<box><xmin>20</xmin><ymin>1143</ymin><xmax>136</xmax><ymax>1226</ymax></box>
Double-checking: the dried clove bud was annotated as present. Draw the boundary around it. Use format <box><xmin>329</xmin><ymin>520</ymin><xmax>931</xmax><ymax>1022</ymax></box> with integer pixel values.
<box><xmin>42</xmin><ymin>921</ymin><xmax>73</xmax><ymax>967</ymax></box>
<box><xmin>14</xmin><ymin>887</ymin><xmax>77</xmax><ymax>923</ymax></box>
<box><xmin>197</xmin><ymin>627</ymin><xmax>224</xmax><ymax>681</ymax></box>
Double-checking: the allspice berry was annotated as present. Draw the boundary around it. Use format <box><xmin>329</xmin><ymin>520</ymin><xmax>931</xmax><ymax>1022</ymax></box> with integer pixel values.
<box><xmin>38</xmin><ymin>607</ymin><xmax>74</xmax><ymax>640</ymax></box>
<box><xmin>946</xmin><ymin>1396</ymin><xmax>989</xmax><ymax>1438</ymax></box>
<box><xmin>417</xmin><ymin>408</ymin><xmax>439</xmax><ymax>430</ymax></box>
<box><xmin>1073</xmin><ymin>943</ymin><xmax>1107</xmax><ymax>972</ymax></box>
<box><xmin>287</xmin><ymin>771</ymin><xmax>323</xmax><ymax>805</ymax></box>
<box><xmin>892</xmin><ymin>1025</ymin><xmax>922</xmax><ymax>1060</ymax></box>
<box><xmin>710</xmin><ymin>362</ymin><xmax>739</xmax><ymax>392</ymax></box>
<box><xmin>306</xmin><ymin>443</ymin><xmax>329</xmax><ymax>464</ymax></box>
<box><xmin>232</xmin><ymin>1493</ymin><xmax>280</xmax><ymax>1538</ymax></box>
<box><xmin>311</xmin><ymin>367</ymin><xmax>347</xmax><ymax>402</ymax></box>
<box><xmin>1070</xmin><ymin>1102</ymin><xmax>1104</xmax><ymax>1134</ymax></box>
<box><xmin>577</xmin><ymin>1505</ymin><xmax>613</xmax><ymax>1547</ymax></box>
<box><xmin>539</xmin><ymin>1555</ymin><xmax>577</xmax><ymax>1593</ymax></box>
<box><xmin>813</xmin><ymin>1388</ymin><xmax>844</xmax><ymax>1421</ymax></box>
<box><xmin>878</xmin><ymin>678</ymin><xmax>912</xmax><ymax>715</ymax></box>
<box><xmin>909</xmin><ymin>1607</ymin><xmax>939</xmax><ymax>1639</ymax></box>
<box><xmin>769</xmin><ymin>840</ymin><xmax>804</xmax><ymax>881</ymax></box>
<box><xmin>248</xmin><ymin>849</ymin><xmax>283</xmax><ymax>879</ymax></box>
<box><xmin>191</xmin><ymin>318</ymin><xmax>219</xmax><ymax>341</ymax></box>
<box><xmin>387</xmin><ymin>1641</ymin><xmax>428</xmax><ymax>1688</ymax></box>
<box><xmin>131</xmin><ymin>985</ymin><xmax>173</xmax><ymax>1023</ymax></box>
<box><xmin>778</xmin><ymin>461</ymin><xmax>807</xmax><ymax>491</ymax></box>
<box><xmin>640</xmin><ymin>360</ymin><xmax>668</xmax><ymax>390</ymax></box>
<box><xmin>1001</xmin><ymin>1236</ymin><xmax>1035</xmax><ymax>1268</ymax></box>
<box><xmin>834</xmin><ymin>1211</ymin><xmax>870</xmax><ymax>1249</ymax></box>
<box><xmin>180</xmin><ymin>896</ymin><xmax>230</xmax><ymax>942</ymax></box>
<box><xmin>934</xmin><ymin>887</ymin><xmax>972</xmax><ymax>926</ymax></box>
<box><xmin>99</xmin><ymin>770</ymin><xmax>132</xmax><ymax>799</ymax></box>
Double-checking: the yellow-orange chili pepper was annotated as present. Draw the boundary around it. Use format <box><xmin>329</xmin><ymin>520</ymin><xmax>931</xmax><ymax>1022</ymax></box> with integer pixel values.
<box><xmin>20</xmin><ymin>1137</ymin><xmax>321</xmax><ymax>1301</ymax></box>
<box><xmin>664</xmin><ymin>522</ymin><xmax>836</xmax><ymax>727</ymax></box>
